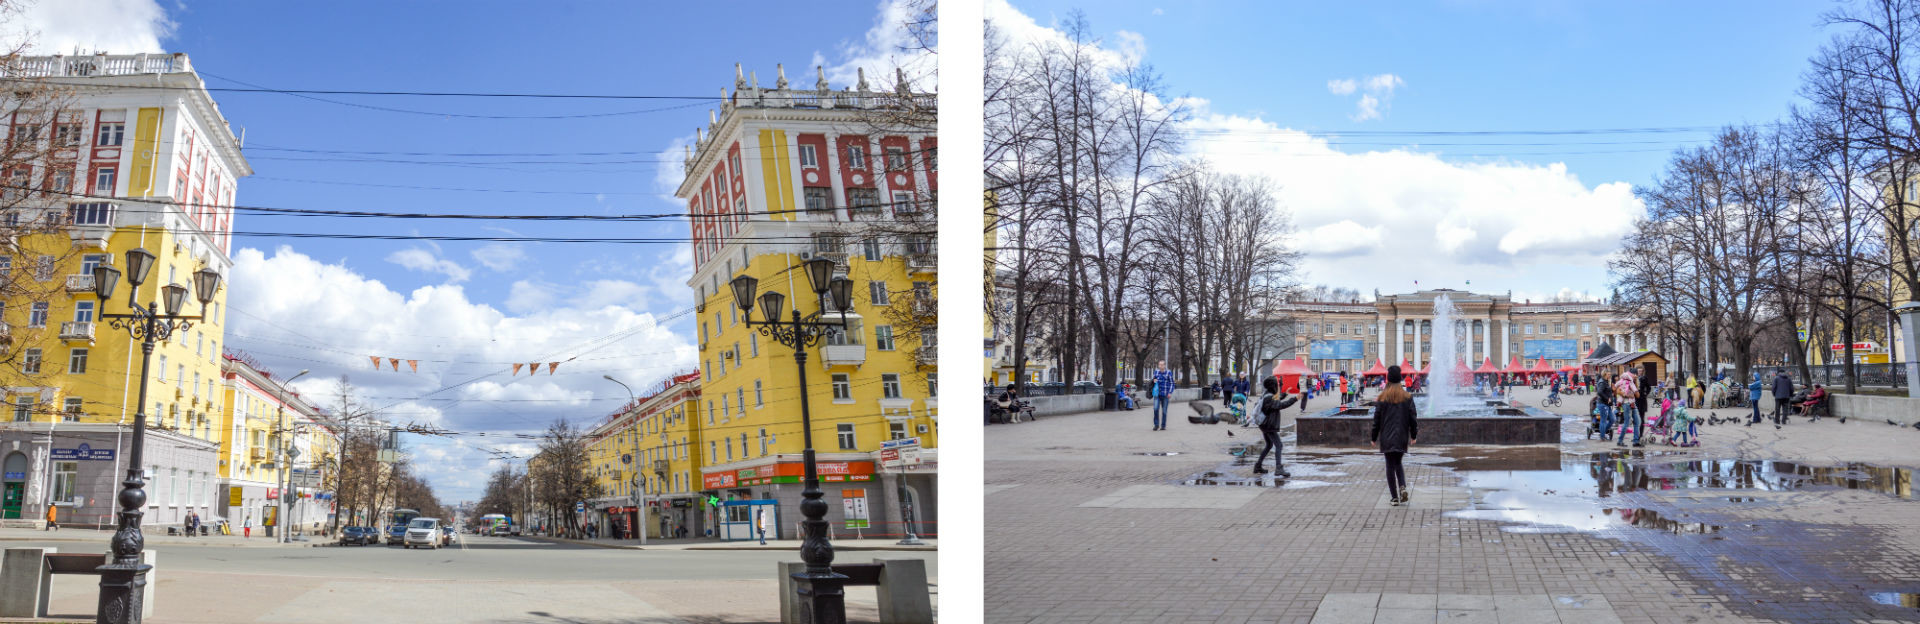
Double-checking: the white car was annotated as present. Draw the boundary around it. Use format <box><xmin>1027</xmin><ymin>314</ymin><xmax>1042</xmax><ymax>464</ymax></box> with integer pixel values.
<box><xmin>404</xmin><ymin>517</ymin><xmax>442</xmax><ymax>549</ymax></box>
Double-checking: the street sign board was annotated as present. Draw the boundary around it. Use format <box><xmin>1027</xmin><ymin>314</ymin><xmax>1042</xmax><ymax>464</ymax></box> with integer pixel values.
<box><xmin>289</xmin><ymin>468</ymin><xmax>321</xmax><ymax>488</ymax></box>
<box><xmin>51</xmin><ymin>443</ymin><xmax>114</xmax><ymax>461</ymax></box>
<box><xmin>229</xmin><ymin>486</ymin><xmax>243</xmax><ymax>506</ymax></box>
<box><xmin>880</xmin><ymin>437</ymin><xmax>923</xmax><ymax>468</ymax></box>
<box><xmin>575</xmin><ymin>502</ymin><xmax>585</xmax><ymax>514</ymax></box>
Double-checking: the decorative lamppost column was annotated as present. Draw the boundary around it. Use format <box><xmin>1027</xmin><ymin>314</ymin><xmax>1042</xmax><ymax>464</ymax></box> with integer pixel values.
<box><xmin>90</xmin><ymin>249</ymin><xmax>222</xmax><ymax>624</ymax></box>
<box><xmin>729</xmin><ymin>258</ymin><xmax>853</xmax><ymax>624</ymax></box>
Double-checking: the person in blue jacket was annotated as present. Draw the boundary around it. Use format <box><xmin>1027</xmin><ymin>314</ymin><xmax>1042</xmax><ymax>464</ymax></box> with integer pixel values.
<box><xmin>1746</xmin><ymin>372</ymin><xmax>1764</xmax><ymax>425</ymax></box>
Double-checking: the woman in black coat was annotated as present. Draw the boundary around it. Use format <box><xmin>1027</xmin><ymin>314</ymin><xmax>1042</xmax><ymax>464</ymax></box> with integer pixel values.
<box><xmin>1253</xmin><ymin>376</ymin><xmax>1298</xmax><ymax>477</ymax></box>
<box><xmin>1371</xmin><ymin>365</ymin><xmax>1419</xmax><ymax>505</ymax></box>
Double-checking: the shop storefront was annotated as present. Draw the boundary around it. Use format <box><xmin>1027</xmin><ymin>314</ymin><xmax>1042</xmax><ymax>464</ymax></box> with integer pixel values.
<box><xmin>0</xmin><ymin>424</ymin><xmax>217</xmax><ymax>530</ymax></box>
<box><xmin>702</xmin><ymin>456</ymin><xmax>903</xmax><ymax>540</ymax></box>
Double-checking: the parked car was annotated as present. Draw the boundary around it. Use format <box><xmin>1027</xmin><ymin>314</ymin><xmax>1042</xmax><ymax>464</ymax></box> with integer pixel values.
<box><xmin>1071</xmin><ymin>380</ymin><xmax>1100</xmax><ymax>389</ymax></box>
<box><xmin>404</xmin><ymin>517</ymin><xmax>443</xmax><ymax>550</ymax></box>
<box><xmin>337</xmin><ymin>526</ymin><xmax>374</xmax><ymax>546</ymax></box>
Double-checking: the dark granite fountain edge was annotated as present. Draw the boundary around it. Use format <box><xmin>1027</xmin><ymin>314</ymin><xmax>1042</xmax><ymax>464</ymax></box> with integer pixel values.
<box><xmin>1295</xmin><ymin>402</ymin><xmax>1564</xmax><ymax>446</ymax></box>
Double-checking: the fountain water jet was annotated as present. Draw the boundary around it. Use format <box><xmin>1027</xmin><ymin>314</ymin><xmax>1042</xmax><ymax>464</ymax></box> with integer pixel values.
<box><xmin>1424</xmin><ymin>293</ymin><xmax>1477</xmax><ymax>415</ymax></box>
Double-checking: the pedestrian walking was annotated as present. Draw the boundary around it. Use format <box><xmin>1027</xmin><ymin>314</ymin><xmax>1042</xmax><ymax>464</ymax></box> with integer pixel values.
<box><xmin>1299</xmin><ymin>376</ymin><xmax>1311</xmax><ymax>414</ymax></box>
<box><xmin>1596</xmin><ymin>374</ymin><xmax>1616</xmax><ymax>441</ymax></box>
<box><xmin>1770</xmin><ymin>370</ymin><xmax>1793</xmax><ymax>429</ymax></box>
<box><xmin>243</xmin><ymin>515</ymin><xmax>252</xmax><ymax>539</ymax></box>
<box><xmin>1339</xmin><ymin>373</ymin><xmax>1350</xmax><ymax>404</ymax></box>
<box><xmin>1151</xmin><ymin>360</ymin><xmax>1175</xmax><ymax>431</ymax></box>
<box><xmin>1252</xmin><ymin>376</ymin><xmax>1297</xmax><ymax>477</ymax></box>
<box><xmin>1372</xmin><ymin>365</ymin><xmax>1419</xmax><ymax>505</ymax></box>
<box><xmin>45</xmin><ymin>503</ymin><xmax>57</xmax><ymax>531</ymax></box>
<box><xmin>1613</xmin><ymin>371</ymin><xmax>1641</xmax><ymax>447</ymax></box>
<box><xmin>755</xmin><ymin>508</ymin><xmax>768</xmax><ymax>545</ymax></box>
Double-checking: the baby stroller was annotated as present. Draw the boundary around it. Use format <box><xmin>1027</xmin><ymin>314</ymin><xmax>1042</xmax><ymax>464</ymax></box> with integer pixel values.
<box><xmin>1644</xmin><ymin>398</ymin><xmax>1675</xmax><ymax>443</ymax></box>
<box><xmin>1585</xmin><ymin>397</ymin><xmax>1605</xmax><ymax>439</ymax></box>
<box><xmin>1229</xmin><ymin>393</ymin><xmax>1250</xmax><ymax>426</ymax></box>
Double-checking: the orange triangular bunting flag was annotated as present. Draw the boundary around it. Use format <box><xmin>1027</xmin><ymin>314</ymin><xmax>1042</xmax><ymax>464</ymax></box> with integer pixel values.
<box><xmin>388</xmin><ymin>358</ymin><xmax>400</xmax><ymax>371</ymax></box>
<box><xmin>407</xmin><ymin>360</ymin><xmax>418</xmax><ymax>373</ymax></box>
<box><xmin>512</xmin><ymin>363</ymin><xmax>523</xmax><ymax>376</ymax></box>
<box><xmin>528</xmin><ymin>362</ymin><xmax>539</xmax><ymax>375</ymax></box>
<box><xmin>370</xmin><ymin>356</ymin><xmax>381</xmax><ymax>369</ymax></box>
<box><xmin>548</xmin><ymin>362</ymin><xmax>559</xmax><ymax>375</ymax></box>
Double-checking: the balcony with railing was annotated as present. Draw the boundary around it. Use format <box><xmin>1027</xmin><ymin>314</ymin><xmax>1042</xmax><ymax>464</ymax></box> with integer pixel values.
<box><xmin>653</xmin><ymin>460</ymin><xmax>670</xmax><ymax>475</ymax></box>
<box><xmin>12</xmin><ymin>53</ymin><xmax>191</xmax><ymax>78</ymax></box>
<box><xmin>906</xmin><ymin>253</ymin><xmax>936</xmax><ymax>272</ymax></box>
<box><xmin>64</xmin><ymin>273</ymin><xmax>94</xmax><ymax>293</ymax></box>
<box><xmin>822</xmin><ymin>342</ymin><xmax>868</xmax><ymax>367</ymax></box>
<box><xmin>58</xmin><ymin>321</ymin><xmax>93</xmax><ymax>342</ymax></box>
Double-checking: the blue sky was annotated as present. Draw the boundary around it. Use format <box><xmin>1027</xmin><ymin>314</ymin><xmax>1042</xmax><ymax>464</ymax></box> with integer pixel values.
<box><xmin>991</xmin><ymin>0</ymin><xmax>1834</xmax><ymax>302</ymax></box>
<box><xmin>25</xmin><ymin>0</ymin><xmax>930</xmax><ymax>502</ymax></box>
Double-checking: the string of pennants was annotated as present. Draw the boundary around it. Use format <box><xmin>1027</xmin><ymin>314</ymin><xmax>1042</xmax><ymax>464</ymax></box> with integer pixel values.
<box><xmin>367</xmin><ymin>356</ymin><xmax>570</xmax><ymax>375</ymax></box>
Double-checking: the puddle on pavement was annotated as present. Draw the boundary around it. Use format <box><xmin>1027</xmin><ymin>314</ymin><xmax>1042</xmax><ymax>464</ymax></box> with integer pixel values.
<box><xmin>1136</xmin><ymin>452</ymin><xmax>1182</xmax><ymax>456</ymax></box>
<box><xmin>1868</xmin><ymin>592</ymin><xmax>1920</xmax><ymax>608</ymax></box>
<box><xmin>1445</xmin><ymin>450</ymin><xmax>1915</xmax><ymax>534</ymax></box>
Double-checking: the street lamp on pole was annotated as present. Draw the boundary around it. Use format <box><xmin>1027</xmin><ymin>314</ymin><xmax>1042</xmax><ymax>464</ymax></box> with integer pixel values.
<box><xmin>729</xmin><ymin>258</ymin><xmax>853</xmax><ymax>624</ymax></box>
<box><xmin>90</xmin><ymin>249</ymin><xmax>220</xmax><ymax>624</ymax></box>
<box><xmin>602</xmin><ymin>375</ymin><xmax>645</xmax><ymax>546</ymax></box>
<box><xmin>277</xmin><ymin>369</ymin><xmax>310</xmax><ymax>543</ymax></box>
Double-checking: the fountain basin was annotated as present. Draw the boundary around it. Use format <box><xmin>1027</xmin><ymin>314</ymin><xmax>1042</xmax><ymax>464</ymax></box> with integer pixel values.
<box><xmin>1297</xmin><ymin>404</ymin><xmax>1561</xmax><ymax>446</ymax></box>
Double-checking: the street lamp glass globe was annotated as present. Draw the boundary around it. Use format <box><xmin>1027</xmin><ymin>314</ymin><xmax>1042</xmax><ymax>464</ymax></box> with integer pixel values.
<box><xmin>828</xmin><ymin>277</ymin><xmax>854</xmax><ymax>313</ymax></box>
<box><xmin>92</xmin><ymin>264</ymin><xmax>120</xmax><ymax>301</ymax></box>
<box><xmin>803</xmin><ymin>258</ymin><xmax>835</xmax><ymax>294</ymax></box>
<box><xmin>123</xmin><ymin>247</ymin><xmax>155</xmax><ymax>287</ymax></box>
<box><xmin>193</xmin><ymin>268</ymin><xmax>221</xmax><ymax>305</ymax></box>
<box><xmin>161</xmin><ymin>283</ymin><xmax>187</xmax><ymax>317</ymax></box>
<box><xmin>758</xmin><ymin>290</ymin><xmax>786</xmax><ymax>323</ymax></box>
<box><xmin>729</xmin><ymin>275</ymin><xmax>758</xmax><ymax>314</ymax></box>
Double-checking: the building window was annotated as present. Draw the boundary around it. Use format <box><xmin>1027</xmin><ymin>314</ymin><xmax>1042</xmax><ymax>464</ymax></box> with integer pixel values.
<box><xmin>21</xmin><ymin>348</ymin><xmax>40</xmax><ymax>374</ymax></box>
<box><xmin>169</xmin><ymin>468</ymin><xmax>179</xmax><ymax>505</ymax></box>
<box><xmin>739</xmin><ymin>433</ymin><xmax>748</xmax><ymax>458</ymax></box>
<box><xmin>68</xmin><ymin>348</ymin><xmax>87</xmax><ymax>373</ymax></box>
<box><xmin>889</xmin><ymin>422</ymin><xmax>907</xmax><ymax>440</ymax></box>
<box><xmin>891</xmin><ymin>191</ymin><xmax>917</xmax><ymax>214</ymax></box>
<box><xmin>750</xmin><ymin>333</ymin><xmax>759</xmax><ymax>357</ymax></box>
<box><xmin>50</xmin><ymin>169</ymin><xmax>72</xmax><ymax>193</ymax></box>
<box><xmin>846</xmin><ymin>145</ymin><xmax>867</xmax><ymax>169</ymax></box>
<box><xmin>54</xmin><ymin>123</ymin><xmax>81</xmax><ymax>147</ymax></box>
<box><xmin>799</xmin><ymin>144</ymin><xmax>818</xmax><ymax>167</ymax></box>
<box><xmin>875</xmin><ymin>326</ymin><xmax>895</xmax><ymax>351</ymax></box>
<box><xmin>927</xmin><ymin>373</ymin><xmax>938</xmax><ymax>396</ymax></box>
<box><xmin>885</xmin><ymin>146</ymin><xmax>907</xmax><ymax>170</ymax></box>
<box><xmin>869</xmin><ymin>281</ymin><xmax>890</xmax><ymax>305</ymax></box>
<box><xmin>848</xmin><ymin>188</ymin><xmax>879</xmax><ymax>213</ymax></box>
<box><xmin>803</xmin><ymin>187</ymin><xmax>832</xmax><ymax>212</ymax></box>
<box><xmin>93</xmin><ymin>168</ymin><xmax>116</xmax><ymax>194</ymax></box>
<box><xmin>729</xmin><ymin>153</ymin><xmax>742</xmax><ymax>177</ymax></box>
<box><xmin>157</xmin><ymin>355</ymin><xmax>166</xmax><ymax>381</ymax></box>
<box><xmin>813</xmin><ymin>232</ymin><xmax>844</xmax><ymax>254</ymax></box>
<box><xmin>882</xmin><ymin>374</ymin><xmax>902</xmax><ymax>399</ymax></box>
<box><xmin>1525</xmin><ymin>324</ymin><xmax>1534</xmax><ymax>335</ymax></box>
<box><xmin>836</xmin><ymin>423</ymin><xmax>856</xmax><ymax>450</ymax></box>
<box><xmin>754</xmin><ymin>380</ymin><xmax>764</xmax><ymax>407</ymax></box>
<box><xmin>34</xmin><ymin>255</ymin><xmax>53</xmax><ymax>281</ymax></box>
<box><xmin>831</xmin><ymin>374</ymin><xmax>851</xmax><ymax>400</ymax></box>
<box><xmin>97</xmin><ymin>123</ymin><xmax>124</xmax><ymax>146</ymax></box>
<box><xmin>13</xmin><ymin>396</ymin><xmax>33</xmax><ymax>421</ymax></box>
<box><xmin>27</xmin><ymin>301</ymin><xmax>47</xmax><ymax>327</ymax></box>
<box><xmin>52</xmin><ymin>461</ymin><xmax>76</xmax><ymax>503</ymax></box>
<box><xmin>759</xmin><ymin>428</ymin><xmax>769</xmax><ymax>455</ymax></box>
<box><xmin>863</xmin><ymin>238</ymin><xmax>881</xmax><ymax>261</ymax></box>
<box><xmin>707</xmin><ymin>401</ymin><xmax>715</xmax><ymax>425</ymax></box>
<box><xmin>62</xmin><ymin>397</ymin><xmax>82</xmax><ymax>420</ymax></box>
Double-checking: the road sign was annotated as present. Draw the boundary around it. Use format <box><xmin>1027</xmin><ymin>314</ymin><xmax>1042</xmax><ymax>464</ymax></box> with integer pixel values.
<box><xmin>574</xmin><ymin>502</ymin><xmax>585</xmax><ymax>514</ymax></box>
<box><xmin>880</xmin><ymin>437</ymin><xmax>923</xmax><ymax>468</ymax></box>
<box><xmin>228</xmin><ymin>486</ymin><xmax>243</xmax><ymax>507</ymax></box>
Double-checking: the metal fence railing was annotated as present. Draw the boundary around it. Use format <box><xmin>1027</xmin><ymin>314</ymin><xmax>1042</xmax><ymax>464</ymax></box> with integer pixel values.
<box><xmin>1753</xmin><ymin>363</ymin><xmax>1913</xmax><ymax>389</ymax></box>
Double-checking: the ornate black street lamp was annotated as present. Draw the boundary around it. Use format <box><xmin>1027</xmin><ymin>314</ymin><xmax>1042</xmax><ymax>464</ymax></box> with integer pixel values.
<box><xmin>89</xmin><ymin>248</ymin><xmax>220</xmax><ymax>624</ymax></box>
<box><xmin>729</xmin><ymin>258</ymin><xmax>853</xmax><ymax>624</ymax></box>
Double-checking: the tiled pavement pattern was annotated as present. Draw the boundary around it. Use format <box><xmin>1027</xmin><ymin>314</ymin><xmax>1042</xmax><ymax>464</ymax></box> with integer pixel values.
<box><xmin>986</xmin><ymin>390</ymin><xmax>1920</xmax><ymax>624</ymax></box>
<box><xmin>1309</xmin><ymin>592</ymin><xmax>1622</xmax><ymax>624</ymax></box>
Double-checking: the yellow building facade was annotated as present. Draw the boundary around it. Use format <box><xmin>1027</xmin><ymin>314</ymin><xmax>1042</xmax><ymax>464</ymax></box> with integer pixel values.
<box><xmin>219</xmin><ymin>356</ymin><xmax>336</xmax><ymax>535</ymax></box>
<box><xmin>585</xmin><ymin>372</ymin><xmax>703</xmax><ymax>539</ymax></box>
<box><xmin>675</xmin><ymin>66</ymin><xmax>937</xmax><ymax>540</ymax></box>
<box><xmin>0</xmin><ymin>54</ymin><xmax>246</xmax><ymax>528</ymax></box>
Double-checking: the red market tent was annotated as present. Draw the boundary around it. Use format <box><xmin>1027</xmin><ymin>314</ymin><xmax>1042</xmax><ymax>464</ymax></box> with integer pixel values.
<box><xmin>1474</xmin><ymin>358</ymin><xmax>1502</xmax><ymax>374</ymax></box>
<box><xmin>1362</xmin><ymin>359</ymin><xmax>1389</xmax><ymax>377</ymax></box>
<box><xmin>1272</xmin><ymin>358</ymin><xmax>1316</xmax><ymax>394</ymax></box>
<box><xmin>1558</xmin><ymin>365</ymin><xmax>1581</xmax><ymax>373</ymax></box>
<box><xmin>1527</xmin><ymin>357</ymin><xmax>1555</xmax><ymax>378</ymax></box>
<box><xmin>1502</xmin><ymin>356</ymin><xmax>1527</xmax><ymax>374</ymax></box>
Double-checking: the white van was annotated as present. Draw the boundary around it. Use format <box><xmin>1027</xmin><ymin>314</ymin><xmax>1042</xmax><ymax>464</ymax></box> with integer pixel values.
<box><xmin>404</xmin><ymin>517</ymin><xmax>442</xmax><ymax>549</ymax></box>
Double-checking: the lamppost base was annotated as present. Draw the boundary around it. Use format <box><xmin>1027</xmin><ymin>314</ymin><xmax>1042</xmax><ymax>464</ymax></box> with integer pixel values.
<box><xmin>895</xmin><ymin>533</ymin><xmax>925</xmax><ymax>546</ymax></box>
<box><xmin>791</xmin><ymin>570</ymin><xmax>849</xmax><ymax>624</ymax></box>
<box><xmin>96</xmin><ymin>562</ymin><xmax>152</xmax><ymax>624</ymax></box>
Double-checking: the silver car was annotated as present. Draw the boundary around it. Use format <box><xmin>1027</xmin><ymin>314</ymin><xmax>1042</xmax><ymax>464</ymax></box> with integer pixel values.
<box><xmin>403</xmin><ymin>517</ymin><xmax>442</xmax><ymax>549</ymax></box>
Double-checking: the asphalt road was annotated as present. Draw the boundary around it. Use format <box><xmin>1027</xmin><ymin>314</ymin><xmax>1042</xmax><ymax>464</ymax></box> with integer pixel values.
<box><xmin>7</xmin><ymin>534</ymin><xmax>937</xmax><ymax>623</ymax></box>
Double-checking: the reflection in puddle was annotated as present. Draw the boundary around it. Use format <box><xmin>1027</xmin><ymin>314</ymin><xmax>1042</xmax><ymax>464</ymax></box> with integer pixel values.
<box><xmin>1447</xmin><ymin>451</ymin><xmax>1915</xmax><ymax>534</ymax></box>
<box><xmin>1868</xmin><ymin>592</ymin><xmax>1920</xmax><ymax>608</ymax></box>
<box><xmin>1179</xmin><ymin>471</ymin><xmax>1334</xmax><ymax>489</ymax></box>
<box><xmin>1135</xmin><ymin>452</ymin><xmax>1182</xmax><ymax>456</ymax></box>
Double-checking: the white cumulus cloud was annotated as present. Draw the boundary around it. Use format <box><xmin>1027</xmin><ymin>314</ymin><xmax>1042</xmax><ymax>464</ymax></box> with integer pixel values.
<box><xmin>13</xmin><ymin>0</ymin><xmax>173</xmax><ymax>55</ymax></box>
<box><xmin>1327</xmin><ymin>72</ymin><xmax>1405</xmax><ymax>121</ymax></box>
<box><xmin>386</xmin><ymin>248</ymin><xmax>471</xmax><ymax>283</ymax></box>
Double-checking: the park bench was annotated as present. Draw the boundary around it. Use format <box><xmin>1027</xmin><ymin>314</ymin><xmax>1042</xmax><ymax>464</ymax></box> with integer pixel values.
<box><xmin>778</xmin><ymin>558</ymin><xmax>932</xmax><ymax>624</ymax></box>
